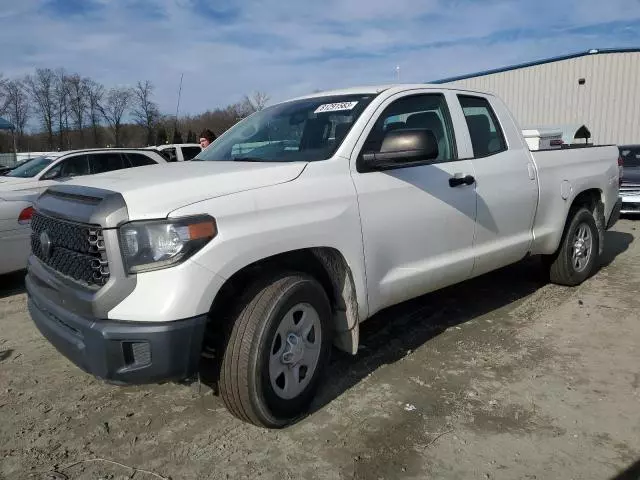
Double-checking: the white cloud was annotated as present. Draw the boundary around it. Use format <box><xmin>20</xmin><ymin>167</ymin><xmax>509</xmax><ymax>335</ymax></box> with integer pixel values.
<box><xmin>0</xmin><ymin>0</ymin><xmax>638</xmax><ymax>116</ymax></box>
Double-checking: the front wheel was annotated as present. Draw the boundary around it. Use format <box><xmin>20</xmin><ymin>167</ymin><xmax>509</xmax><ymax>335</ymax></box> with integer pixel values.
<box><xmin>219</xmin><ymin>273</ymin><xmax>332</xmax><ymax>428</ymax></box>
<box><xmin>546</xmin><ymin>207</ymin><xmax>600</xmax><ymax>286</ymax></box>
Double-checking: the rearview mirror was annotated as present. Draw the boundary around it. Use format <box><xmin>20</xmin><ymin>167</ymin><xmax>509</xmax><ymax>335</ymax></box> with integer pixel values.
<box><xmin>362</xmin><ymin>129</ymin><xmax>438</xmax><ymax>170</ymax></box>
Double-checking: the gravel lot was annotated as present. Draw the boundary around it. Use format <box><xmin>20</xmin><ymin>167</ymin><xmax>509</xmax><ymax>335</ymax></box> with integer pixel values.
<box><xmin>1</xmin><ymin>220</ymin><xmax>639</xmax><ymax>480</ymax></box>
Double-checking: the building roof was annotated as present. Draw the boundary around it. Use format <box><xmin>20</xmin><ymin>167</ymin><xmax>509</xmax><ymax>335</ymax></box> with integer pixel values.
<box><xmin>431</xmin><ymin>48</ymin><xmax>640</xmax><ymax>84</ymax></box>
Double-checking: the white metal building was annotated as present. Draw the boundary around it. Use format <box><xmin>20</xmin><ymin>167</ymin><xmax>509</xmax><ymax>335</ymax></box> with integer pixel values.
<box><xmin>434</xmin><ymin>48</ymin><xmax>640</xmax><ymax>145</ymax></box>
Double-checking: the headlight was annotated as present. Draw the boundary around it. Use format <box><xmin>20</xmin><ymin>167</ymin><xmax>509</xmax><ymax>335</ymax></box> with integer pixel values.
<box><xmin>119</xmin><ymin>215</ymin><xmax>217</xmax><ymax>274</ymax></box>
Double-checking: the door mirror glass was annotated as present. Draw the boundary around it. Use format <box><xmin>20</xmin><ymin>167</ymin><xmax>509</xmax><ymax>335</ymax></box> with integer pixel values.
<box><xmin>362</xmin><ymin>129</ymin><xmax>439</xmax><ymax>169</ymax></box>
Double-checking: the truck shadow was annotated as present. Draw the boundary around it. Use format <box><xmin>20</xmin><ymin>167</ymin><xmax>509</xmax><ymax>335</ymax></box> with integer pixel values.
<box><xmin>600</xmin><ymin>231</ymin><xmax>634</xmax><ymax>267</ymax></box>
<box><xmin>609</xmin><ymin>458</ymin><xmax>640</xmax><ymax>480</ymax></box>
<box><xmin>310</xmin><ymin>228</ymin><xmax>634</xmax><ymax>415</ymax></box>
<box><xmin>0</xmin><ymin>270</ymin><xmax>27</xmax><ymax>300</ymax></box>
<box><xmin>197</xmin><ymin>229</ymin><xmax>633</xmax><ymax>415</ymax></box>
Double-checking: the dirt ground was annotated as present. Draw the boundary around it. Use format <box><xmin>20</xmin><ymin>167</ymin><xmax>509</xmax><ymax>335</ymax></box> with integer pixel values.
<box><xmin>1</xmin><ymin>220</ymin><xmax>639</xmax><ymax>480</ymax></box>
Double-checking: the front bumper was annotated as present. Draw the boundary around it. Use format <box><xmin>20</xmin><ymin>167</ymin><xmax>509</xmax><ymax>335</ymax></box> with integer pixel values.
<box><xmin>620</xmin><ymin>195</ymin><xmax>640</xmax><ymax>215</ymax></box>
<box><xmin>27</xmin><ymin>274</ymin><xmax>207</xmax><ymax>384</ymax></box>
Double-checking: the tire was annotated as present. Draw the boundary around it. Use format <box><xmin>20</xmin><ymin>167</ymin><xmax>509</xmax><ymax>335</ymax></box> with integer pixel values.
<box><xmin>219</xmin><ymin>272</ymin><xmax>332</xmax><ymax>428</ymax></box>
<box><xmin>547</xmin><ymin>207</ymin><xmax>600</xmax><ymax>286</ymax></box>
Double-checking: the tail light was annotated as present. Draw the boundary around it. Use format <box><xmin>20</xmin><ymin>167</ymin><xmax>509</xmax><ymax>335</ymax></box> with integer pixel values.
<box><xmin>18</xmin><ymin>206</ymin><xmax>34</xmax><ymax>225</ymax></box>
<box><xmin>618</xmin><ymin>156</ymin><xmax>623</xmax><ymax>186</ymax></box>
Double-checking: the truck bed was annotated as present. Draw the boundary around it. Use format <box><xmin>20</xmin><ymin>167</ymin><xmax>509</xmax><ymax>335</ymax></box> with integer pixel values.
<box><xmin>529</xmin><ymin>145</ymin><xmax>620</xmax><ymax>255</ymax></box>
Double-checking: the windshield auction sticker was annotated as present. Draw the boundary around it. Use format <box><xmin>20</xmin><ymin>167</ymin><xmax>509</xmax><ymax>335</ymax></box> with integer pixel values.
<box><xmin>314</xmin><ymin>101</ymin><xmax>359</xmax><ymax>113</ymax></box>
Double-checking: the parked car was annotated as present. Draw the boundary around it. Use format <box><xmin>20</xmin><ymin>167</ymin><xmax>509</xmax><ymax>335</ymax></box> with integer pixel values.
<box><xmin>0</xmin><ymin>149</ymin><xmax>166</xmax><ymax>275</ymax></box>
<box><xmin>145</xmin><ymin>144</ymin><xmax>202</xmax><ymax>162</ymax></box>
<box><xmin>0</xmin><ymin>190</ymin><xmax>38</xmax><ymax>275</ymax></box>
<box><xmin>618</xmin><ymin>145</ymin><xmax>640</xmax><ymax>214</ymax></box>
<box><xmin>0</xmin><ymin>148</ymin><xmax>166</xmax><ymax>194</ymax></box>
<box><xmin>25</xmin><ymin>84</ymin><xmax>620</xmax><ymax>428</ymax></box>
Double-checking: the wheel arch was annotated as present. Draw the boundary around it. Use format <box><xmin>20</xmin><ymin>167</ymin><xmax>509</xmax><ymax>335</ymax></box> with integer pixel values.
<box><xmin>208</xmin><ymin>247</ymin><xmax>361</xmax><ymax>354</ymax></box>
<box><xmin>563</xmin><ymin>188</ymin><xmax>605</xmax><ymax>256</ymax></box>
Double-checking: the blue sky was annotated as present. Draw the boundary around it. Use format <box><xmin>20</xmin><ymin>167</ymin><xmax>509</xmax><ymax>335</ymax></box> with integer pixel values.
<box><xmin>1</xmin><ymin>0</ymin><xmax>639</xmax><ymax>116</ymax></box>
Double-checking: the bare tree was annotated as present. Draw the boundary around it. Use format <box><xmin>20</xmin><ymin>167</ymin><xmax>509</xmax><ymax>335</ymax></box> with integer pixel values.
<box><xmin>4</xmin><ymin>80</ymin><xmax>30</xmax><ymax>140</ymax></box>
<box><xmin>24</xmin><ymin>68</ymin><xmax>57</xmax><ymax>149</ymax></box>
<box><xmin>99</xmin><ymin>87</ymin><xmax>131</xmax><ymax>146</ymax></box>
<box><xmin>86</xmin><ymin>79</ymin><xmax>104</xmax><ymax>147</ymax></box>
<box><xmin>246</xmin><ymin>91</ymin><xmax>270</xmax><ymax>111</ymax></box>
<box><xmin>66</xmin><ymin>74</ymin><xmax>88</xmax><ymax>146</ymax></box>
<box><xmin>233</xmin><ymin>91</ymin><xmax>270</xmax><ymax>120</ymax></box>
<box><xmin>53</xmin><ymin>68</ymin><xmax>71</xmax><ymax>149</ymax></box>
<box><xmin>0</xmin><ymin>74</ymin><xmax>8</xmax><ymax>115</ymax></box>
<box><xmin>131</xmin><ymin>80</ymin><xmax>160</xmax><ymax>146</ymax></box>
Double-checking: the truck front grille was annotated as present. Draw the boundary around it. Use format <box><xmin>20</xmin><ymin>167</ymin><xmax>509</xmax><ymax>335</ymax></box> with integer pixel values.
<box><xmin>31</xmin><ymin>212</ymin><xmax>110</xmax><ymax>287</ymax></box>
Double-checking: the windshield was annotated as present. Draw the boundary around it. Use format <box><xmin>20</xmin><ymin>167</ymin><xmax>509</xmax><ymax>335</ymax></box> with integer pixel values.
<box><xmin>194</xmin><ymin>94</ymin><xmax>376</xmax><ymax>163</ymax></box>
<box><xmin>7</xmin><ymin>156</ymin><xmax>55</xmax><ymax>178</ymax></box>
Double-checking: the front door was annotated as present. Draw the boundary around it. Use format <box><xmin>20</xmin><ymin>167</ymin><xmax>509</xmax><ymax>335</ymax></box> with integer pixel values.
<box><xmin>351</xmin><ymin>92</ymin><xmax>478</xmax><ymax>316</ymax></box>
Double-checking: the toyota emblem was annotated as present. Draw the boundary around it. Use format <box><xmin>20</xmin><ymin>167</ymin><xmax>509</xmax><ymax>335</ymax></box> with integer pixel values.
<box><xmin>40</xmin><ymin>231</ymin><xmax>52</xmax><ymax>260</ymax></box>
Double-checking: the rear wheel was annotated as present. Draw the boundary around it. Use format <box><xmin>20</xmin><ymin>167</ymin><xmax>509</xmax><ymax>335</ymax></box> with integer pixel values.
<box><xmin>546</xmin><ymin>207</ymin><xmax>600</xmax><ymax>286</ymax></box>
<box><xmin>219</xmin><ymin>273</ymin><xmax>332</xmax><ymax>428</ymax></box>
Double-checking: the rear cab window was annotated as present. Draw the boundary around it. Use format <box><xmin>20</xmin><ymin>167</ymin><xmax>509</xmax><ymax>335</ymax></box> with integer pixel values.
<box><xmin>458</xmin><ymin>95</ymin><xmax>507</xmax><ymax>157</ymax></box>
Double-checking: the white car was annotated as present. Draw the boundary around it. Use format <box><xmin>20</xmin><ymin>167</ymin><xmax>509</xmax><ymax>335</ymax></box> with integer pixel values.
<box><xmin>0</xmin><ymin>148</ymin><xmax>167</xmax><ymax>194</ymax></box>
<box><xmin>0</xmin><ymin>149</ymin><xmax>166</xmax><ymax>276</ymax></box>
<box><xmin>146</xmin><ymin>144</ymin><xmax>202</xmax><ymax>162</ymax></box>
<box><xmin>26</xmin><ymin>84</ymin><xmax>620</xmax><ymax>428</ymax></box>
<box><xmin>0</xmin><ymin>190</ymin><xmax>38</xmax><ymax>275</ymax></box>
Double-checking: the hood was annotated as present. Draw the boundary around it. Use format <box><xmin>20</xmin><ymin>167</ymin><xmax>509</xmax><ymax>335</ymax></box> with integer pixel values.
<box><xmin>0</xmin><ymin>176</ymin><xmax>38</xmax><ymax>190</ymax></box>
<box><xmin>0</xmin><ymin>188</ymin><xmax>41</xmax><ymax>202</ymax></box>
<box><xmin>61</xmin><ymin>161</ymin><xmax>308</xmax><ymax>219</ymax></box>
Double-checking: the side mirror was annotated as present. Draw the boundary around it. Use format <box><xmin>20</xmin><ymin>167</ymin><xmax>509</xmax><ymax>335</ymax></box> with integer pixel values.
<box><xmin>362</xmin><ymin>129</ymin><xmax>438</xmax><ymax>170</ymax></box>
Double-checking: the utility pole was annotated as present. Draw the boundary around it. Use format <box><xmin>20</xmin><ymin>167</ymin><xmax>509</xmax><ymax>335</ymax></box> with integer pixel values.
<box><xmin>174</xmin><ymin>73</ymin><xmax>184</xmax><ymax>140</ymax></box>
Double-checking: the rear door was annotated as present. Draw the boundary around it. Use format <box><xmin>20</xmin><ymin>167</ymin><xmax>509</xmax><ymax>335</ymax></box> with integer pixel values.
<box><xmin>350</xmin><ymin>90</ymin><xmax>477</xmax><ymax>315</ymax></box>
<box><xmin>454</xmin><ymin>94</ymin><xmax>539</xmax><ymax>277</ymax></box>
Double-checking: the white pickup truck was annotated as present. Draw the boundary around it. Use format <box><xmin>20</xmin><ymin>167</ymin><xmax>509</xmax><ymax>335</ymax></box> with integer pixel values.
<box><xmin>26</xmin><ymin>84</ymin><xmax>621</xmax><ymax>428</ymax></box>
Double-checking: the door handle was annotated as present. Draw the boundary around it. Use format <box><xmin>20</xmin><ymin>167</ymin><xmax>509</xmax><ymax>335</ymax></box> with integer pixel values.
<box><xmin>449</xmin><ymin>175</ymin><xmax>475</xmax><ymax>187</ymax></box>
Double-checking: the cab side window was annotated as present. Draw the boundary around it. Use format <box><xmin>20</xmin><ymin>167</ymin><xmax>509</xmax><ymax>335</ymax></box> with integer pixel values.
<box><xmin>59</xmin><ymin>155</ymin><xmax>90</xmax><ymax>177</ymax></box>
<box><xmin>458</xmin><ymin>95</ymin><xmax>507</xmax><ymax>157</ymax></box>
<box><xmin>182</xmin><ymin>146</ymin><xmax>202</xmax><ymax>161</ymax></box>
<box><xmin>125</xmin><ymin>153</ymin><xmax>158</xmax><ymax>167</ymax></box>
<box><xmin>89</xmin><ymin>153</ymin><xmax>126</xmax><ymax>174</ymax></box>
<box><xmin>163</xmin><ymin>148</ymin><xmax>178</xmax><ymax>162</ymax></box>
<box><xmin>361</xmin><ymin>94</ymin><xmax>456</xmax><ymax>163</ymax></box>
